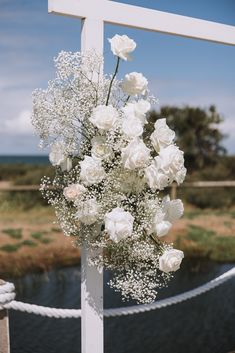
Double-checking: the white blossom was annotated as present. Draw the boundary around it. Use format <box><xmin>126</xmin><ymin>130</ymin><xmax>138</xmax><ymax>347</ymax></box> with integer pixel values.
<box><xmin>151</xmin><ymin>207</ymin><xmax>172</xmax><ymax>237</ymax></box>
<box><xmin>75</xmin><ymin>198</ymin><xmax>99</xmax><ymax>225</ymax></box>
<box><xmin>159</xmin><ymin>249</ymin><xmax>184</xmax><ymax>273</ymax></box>
<box><xmin>91</xmin><ymin>136</ymin><xmax>113</xmax><ymax>160</ymax></box>
<box><xmin>80</xmin><ymin>156</ymin><xmax>105</xmax><ymax>185</ymax></box>
<box><xmin>158</xmin><ymin>145</ymin><xmax>186</xmax><ymax>184</ymax></box>
<box><xmin>145</xmin><ymin>159</ymin><xmax>169</xmax><ymax>190</ymax></box>
<box><xmin>108</xmin><ymin>34</ymin><xmax>136</xmax><ymax>61</ymax></box>
<box><xmin>122</xmin><ymin>99</ymin><xmax>150</xmax><ymax>125</ymax></box>
<box><xmin>155</xmin><ymin>221</ymin><xmax>172</xmax><ymax>237</ymax></box>
<box><xmin>121</xmin><ymin>137</ymin><xmax>150</xmax><ymax>170</ymax></box>
<box><xmin>150</xmin><ymin>118</ymin><xmax>175</xmax><ymax>152</ymax></box>
<box><xmin>122</xmin><ymin>116</ymin><xmax>143</xmax><ymax>138</ymax></box>
<box><xmin>63</xmin><ymin>183</ymin><xmax>87</xmax><ymax>202</ymax></box>
<box><xmin>105</xmin><ymin>207</ymin><xmax>134</xmax><ymax>242</ymax></box>
<box><xmin>49</xmin><ymin>142</ymin><xmax>72</xmax><ymax>172</ymax></box>
<box><xmin>89</xmin><ymin>105</ymin><xmax>119</xmax><ymax>130</ymax></box>
<box><xmin>33</xmin><ymin>38</ymin><xmax>187</xmax><ymax>304</ymax></box>
<box><xmin>121</xmin><ymin>72</ymin><xmax>148</xmax><ymax>96</ymax></box>
<box><xmin>162</xmin><ymin>195</ymin><xmax>184</xmax><ymax>223</ymax></box>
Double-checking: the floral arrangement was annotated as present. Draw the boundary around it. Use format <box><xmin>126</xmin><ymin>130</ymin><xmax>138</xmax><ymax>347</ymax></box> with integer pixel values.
<box><xmin>32</xmin><ymin>34</ymin><xmax>186</xmax><ymax>303</ymax></box>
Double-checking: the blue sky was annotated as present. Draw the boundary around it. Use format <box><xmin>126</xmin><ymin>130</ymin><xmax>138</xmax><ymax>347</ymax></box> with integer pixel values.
<box><xmin>0</xmin><ymin>0</ymin><xmax>235</xmax><ymax>155</ymax></box>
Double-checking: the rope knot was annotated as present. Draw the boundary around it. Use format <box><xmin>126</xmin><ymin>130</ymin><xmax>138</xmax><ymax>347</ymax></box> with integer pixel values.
<box><xmin>0</xmin><ymin>280</ymin><xmax>15</xmax><ymax>309</ymax></box>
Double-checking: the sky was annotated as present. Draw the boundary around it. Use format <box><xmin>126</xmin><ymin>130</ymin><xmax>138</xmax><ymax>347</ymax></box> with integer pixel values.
<box><xmin>0</xmin><ymin>0</ymin><xmax>235</xmax><ymax>155</ymax></box>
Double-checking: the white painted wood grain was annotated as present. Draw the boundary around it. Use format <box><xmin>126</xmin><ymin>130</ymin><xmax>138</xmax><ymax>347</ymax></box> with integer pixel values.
<box><xmin>81</xmin><ymin>17</ymin><xmax>104</xmax><ymax>353</ymax></box>
<box><xmin>49</xmin><ymin>0</ymin><xmax>235</xmax><ymax>46</ymax></box>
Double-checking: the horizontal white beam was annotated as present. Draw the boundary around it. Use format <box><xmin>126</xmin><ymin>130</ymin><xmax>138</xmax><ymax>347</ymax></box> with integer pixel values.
<box><xmin>48</xmin><ymin>0</ymin><xmax>235</xmax><ymax>46</ymax></box>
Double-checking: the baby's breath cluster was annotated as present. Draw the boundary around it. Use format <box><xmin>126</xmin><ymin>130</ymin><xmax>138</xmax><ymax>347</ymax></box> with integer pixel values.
<box><xmin>33</xmin><ymin>34</ymin><xmax>186</xmax><ymax>303</ymax></box>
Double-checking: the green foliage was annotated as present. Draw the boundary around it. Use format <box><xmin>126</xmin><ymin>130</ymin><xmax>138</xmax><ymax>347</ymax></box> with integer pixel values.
<box><xmin>147</xmin><ymin>105</ymin><xmax>226</xmax><ymax>172</ymax></box>
<box><xmin>181</xmin><ymin>224</ymin><xmax>235</xmax><ymax>262</ymax></box>
<box><xmin>0</xmin><ymin>243</ymin><xmax>22</xmax><ymax>252</ymax></box>
<box><xmin>30</xmin><ymin>232</ymin><xmax>52</xmax><ymax>244</ymax></box>
<box><xmin>0</xmin><ymin>164</ymin><xmax>54</xmax><ymax>185</ymax></box>
<box><xmin>183</xmin><ymin>188</ymin><xmax>235</xmax><ymax>209</ymax></box>
<box><xmin>51</xmin><ymin>227</ymin><xmax>61</xmax><ymax>233</ymax></box>
<box><xmin>187</xmin><ymin>225</ymin><xmax>215</xmax><ymax>242</ymax></box>
<box><xmin>39</xmin><ymin>237</ymin><xmax>52</xmax><ymax>244</ymax></box>
<box><xmin>2</xmin><ymin>228</ymin><xmax>22</xmax><ymax>239</ymax></box>
<box><xmin>31</xmin><ymin>232</ymin><xmax>45</xmax><ymax>240</ymax></box>
<box><xmin>21</xmin><ymin>239</ymin><xmax>37</xmax><ymax>247</ymax></box>
<box><xmin>0</xmin><ymin>191</ymin><xmax>48</xmax><ymax>211</ymax></box>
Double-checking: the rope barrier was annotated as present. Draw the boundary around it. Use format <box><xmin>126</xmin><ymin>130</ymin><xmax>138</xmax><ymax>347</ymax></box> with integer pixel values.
<box><xmin>0</xmin><ymin>267</ymin><xmax>234</xmax><ymax>319</ymax></box>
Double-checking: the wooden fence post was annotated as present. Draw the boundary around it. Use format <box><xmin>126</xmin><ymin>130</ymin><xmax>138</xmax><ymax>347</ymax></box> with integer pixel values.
<box><xmin>171</xmin><ymin>182</ymin><xmax>177</xmax><ymax>199</ymax></box>
<box><xmin>0</xmin><ymin>281</ymin><xmax>10</xmax><ymax>353</ymax></box>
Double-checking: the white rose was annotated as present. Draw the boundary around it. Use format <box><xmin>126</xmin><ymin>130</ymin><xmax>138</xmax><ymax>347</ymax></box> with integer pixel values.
<box><xmin>108</xmin><ymin>34</ymin><xmax>136</xmax><ymax>61</ymax></box>
<box><xmin>49</xmin><ymin>142</ymin><xmax>72</xmax><ymax>172</ymax></box>
<box><xmin>121</xmin><ymin>72</ymin><xmax>148</xmax><ymax>96</ymax></box>
<box><xmin>122</xmin><ymin>117</ymin><xmax>143</xmax><ymax>138</ymax></box>
<box><xmin>155</xmin><ymin>221</ymin><xmax>172</xmax><ymax>237</ymax></box>
<box><xmin>80</xmin><ymin>156</ymin><xmax>105</xmax><ymax>185</ymax></box>
<box><xmin>122</xmin><ymin>99</ymin><xmax>151</xmax><ymax>125</ymax></box>
<box><xmin>151</xmin><ymin>208</ymin><xmax>172</xmax><ymax>237</ymax></box>
<box><xmin>105</xmin><ymin>207</ymin><xmax>134</xmax><ymax>243</ymax></box>
<box><xmin>175</xmin><ymin>167</ymin><xmax>187</xmax><ymax>185</ymax></box>
<box><xmin>159</xmin><ymin>249</ymin><xmax>184</xmax><ymax>273</ymax></box>
<box><xmin>91</xmin><ymin>136</ymin><xmax>113</xmax><ymax>160</ymax></box>
<box><xmin>63</xmin><ymin>183</ymin><xmax>86</xmax><ymax>202</ymax></box>
<box><xmin>121</xmin><ymin>137</ymin><xmax>150</xmax><ymax>170</ymax></box>
<box><xmin>158</xmin><ymin>145</ymin><xmax>185</xmax><ymax>184</ymax></box>
<box><xmin>60</xmin><ymin>158</ymin><xmax>72</xmax><ymax>172</ymax></box>
<box><xmin>75</xmin><ymin>198</ymin><xmax>99</xmax><ymax>225</ymax></box>
<box><xmin>162</xmin><ymin>195</ymin><xmax>184</xmax><ymax>223</ymax></box>
<box><xmin>89</xmin><ymin>105</ymin><xmax>118</xmax><ymax>130</ymax></box>
<box><xmin>150</xmin><ymin>118</ymin><xmax>175</xmax><ymax>152</ymax></box>
<box><xmin>145</xmin><ymin>159</ymin><xmax>169</xmax><ymax>190</ymax></box>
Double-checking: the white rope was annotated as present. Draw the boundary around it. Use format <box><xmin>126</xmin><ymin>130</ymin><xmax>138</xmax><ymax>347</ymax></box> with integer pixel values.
<box><xmin>0</xmin><ymin>266</ymin><xmax>234</xmax><ymax>319</ymax></box>
<box><xmin>105</xmin><ymin>266</ymin><xmax>235</xmax><ymax>317</ymax></box>
<box><xmin>5</xmin><ymin>301</ymin><xmax>81</xmax><ymax>318</ymax></box>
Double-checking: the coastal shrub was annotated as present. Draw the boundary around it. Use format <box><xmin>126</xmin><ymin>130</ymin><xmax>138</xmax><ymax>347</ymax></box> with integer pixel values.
<box><xmin>21</xmin><ymin>239</ymin><xmax>37</xmax><ymax>247</ymax></box>
<box><xmin>2</xmin><ymin>228</ymin><xmax>23</xmax><ymax>239</ymax></box>
<box><xmin>183</xmin><ymin>188</ymin><xmax>235</xmax><ymax>209</ymax></box>
<box><xmin>0</xmin><ymin>164</ymin><xmax>53</xmax><ymax>184</ymax></box>
<box><xmin>39</xmin><ymin>237</ymin><xmax>52</xmax><ymax>244</ymax></box>
<box><xmin>182</xmin><ymin>224</ymin><xmax>235</xmax><ymax>261</ymax></box>
<box><xmin>31</xmin><ymin>232</ymin><xmax>52</xmax><ymax>244</ymax></box>
<box><xmin>31</xmin><ymin>231</ymin><xmax>45</xmax><ymax>240</ymax></box>
<box><xmin>187</xmin><ymin>225</ymin><xmax>215</xmax><ymax>243</ymax></box>
<box><xmin>0</xmin><ymin>191</ymin><xmax>48</xmax><ymax>210</ymax></box>
<box><xmin>0</xmin><ymin>243</ymin><xmax>22</xmax><ymax>252</ymax></box>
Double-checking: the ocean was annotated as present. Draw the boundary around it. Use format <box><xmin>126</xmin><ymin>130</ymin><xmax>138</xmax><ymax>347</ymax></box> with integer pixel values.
<box><xmin>0</xmin><ymin>155</ymin><xmax>49</xmax><ymax>165</ymax></box>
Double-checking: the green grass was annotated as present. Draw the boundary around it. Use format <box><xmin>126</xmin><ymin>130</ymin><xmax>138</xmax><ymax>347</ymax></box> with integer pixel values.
<box><xmin>30</xmin><ymin>231</ymin><xmax>52</xmax><ymax>244</ymax></box>
<box><xmin>187</xmin><ymin>225</ymin><xmax>216</xmax><ymax>242</ymax></box>
<box><xmin>2</xmin><ymin>228</ymin><xmax>23</xmax><ymax>239</ymax></box>
<box><xmin>180</xmin><ymin>224</ymin><xmax>235</xmax><ymax>262</ymax></box>
<box><xmin>31</xmin><ymin>232</ymin><xmax>44</xmax><ymax>240</ymax></box>
<box><xmin>39</xmin><ymin>237</ymin><xmax>52</xmax><ymax>244</ymax></box>
<box><xmin>0</xmin><ymin>243</ymin><xmax>22</xmax><ymax>252</ymax></box>
<box><xmin>51</xmin><ymin>227</ymin><xmax>61</xmax><ymax>233</ymax></box>
<box><xmin>224</xmin><ymin>221</ymin><xmax>232</xmax><ymax>228</ymax></box>
<box><xmin>21</xmin><ymin>239</ymin><xmax>37</xmax><ymax>247</ymax></box>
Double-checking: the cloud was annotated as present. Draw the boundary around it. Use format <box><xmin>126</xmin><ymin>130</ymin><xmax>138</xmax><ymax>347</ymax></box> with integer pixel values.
<box><xmin>0</xmin><ymin>110</ymin><xmax>33</xmax><ymax>135</ymax></box>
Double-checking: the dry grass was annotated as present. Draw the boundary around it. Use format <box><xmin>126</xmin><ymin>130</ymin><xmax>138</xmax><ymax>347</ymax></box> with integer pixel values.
<box><xmin>0</xmin><ymin>207</ymin><xmax>80</xmax><ymax>278</ymax></box>
<box><xmin>0</xmin><ymin>205</ymin><xmax>235</xmax><ymax>279</ymax></box>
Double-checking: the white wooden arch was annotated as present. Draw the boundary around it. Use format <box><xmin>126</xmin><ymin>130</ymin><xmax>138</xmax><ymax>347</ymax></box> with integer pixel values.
<box><xmin>48</xmin><ymin>1</ymin><xmax>235</xmax><ymax>352</ymax></box>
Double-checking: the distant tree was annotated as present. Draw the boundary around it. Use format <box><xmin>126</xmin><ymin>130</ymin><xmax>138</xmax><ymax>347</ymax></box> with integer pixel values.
<box><xmin>146</xmin><ymin>105</ymin><xmax>226</xmax><ymax>172</ymax></box>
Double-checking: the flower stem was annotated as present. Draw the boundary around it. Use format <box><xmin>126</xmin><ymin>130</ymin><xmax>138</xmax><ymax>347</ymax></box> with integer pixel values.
<box><xmin>106</xmin><ymin>56</ymin><xmax>120</xmax><ymax>106</ymax></box>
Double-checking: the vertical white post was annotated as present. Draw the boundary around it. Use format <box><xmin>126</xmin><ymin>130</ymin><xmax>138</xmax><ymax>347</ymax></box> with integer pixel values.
<box><xmin>81</xmin><ymin>17</ymin><xmax>104</xmax><ymax>353</ymax></box>
<box><xmin>0</xmin><ymin>281</ymin><xmax>10</xmax><ymax>353</ymax></box>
